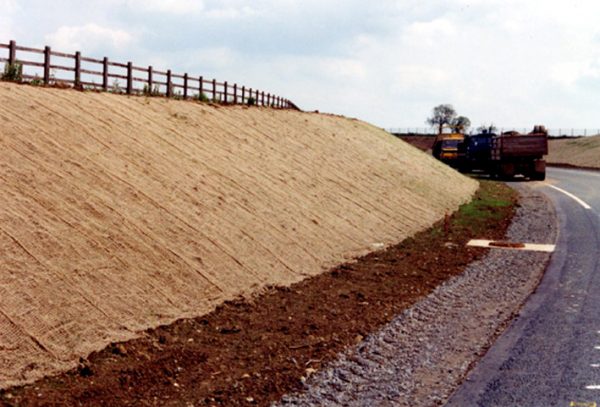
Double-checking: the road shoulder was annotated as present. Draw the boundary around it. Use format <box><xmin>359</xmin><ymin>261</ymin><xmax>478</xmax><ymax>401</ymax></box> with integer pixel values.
<box><xmin>279</xmin><ymin>183</ymin><xmax>557</xmax><ymax>406</ymax></box>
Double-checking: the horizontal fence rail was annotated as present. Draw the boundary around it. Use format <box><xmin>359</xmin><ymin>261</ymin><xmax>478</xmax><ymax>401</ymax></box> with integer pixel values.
<box><xmin>388</xmin><ymin>127</ymin><xmax>600</xmax><ymax>137</ymax></box>
<box><xmin>0</xmin><ymin>40</ymin><xmax>299</xmax><ymax>109</ymax></box>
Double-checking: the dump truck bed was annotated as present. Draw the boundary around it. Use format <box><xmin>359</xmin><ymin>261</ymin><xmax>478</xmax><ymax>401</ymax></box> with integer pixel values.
<box><xmin>492</xmin><ymin>134</ymin><xmax>548</xmax><ymax>160</ymax></box>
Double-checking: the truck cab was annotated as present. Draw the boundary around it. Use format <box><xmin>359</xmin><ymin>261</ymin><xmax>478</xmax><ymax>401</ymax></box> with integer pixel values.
<box><xmin>432</xmin><ymin>133</ymin><xmax>465</xmax><ymax>167</ymax></box>
<box><xmin>462</xmin><ymin>132</ymin><xmax>494</xmax><ymax>171</ymax></box>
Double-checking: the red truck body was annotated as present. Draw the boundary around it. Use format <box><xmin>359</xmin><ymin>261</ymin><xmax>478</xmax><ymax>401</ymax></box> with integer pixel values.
<box><xmin>490</xmin><ymin>129</ymin><xmax>548</xmax><ymax>180</ymax></box>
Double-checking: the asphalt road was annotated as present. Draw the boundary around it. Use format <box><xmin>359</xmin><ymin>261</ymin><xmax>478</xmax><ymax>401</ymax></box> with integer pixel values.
<box><xmin>447</xmin><ymin>167</ymin><xmax>600</xmax><ymax>407</ymax></box>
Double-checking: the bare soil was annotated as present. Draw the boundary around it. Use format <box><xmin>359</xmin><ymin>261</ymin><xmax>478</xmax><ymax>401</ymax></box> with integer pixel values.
<box><xmin>0</xmin><ymin>182</ymin><xmax>515</xmax><ymax>407</ymax></box>
<box><xmin>396</xmin><ymin>135</ymin><xmax>436</xmax><ymax>152</ymax></box>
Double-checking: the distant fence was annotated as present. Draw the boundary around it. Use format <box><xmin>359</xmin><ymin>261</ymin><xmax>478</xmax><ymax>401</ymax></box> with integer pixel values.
<box><xmin>0</xmin><ymin>40</ymin><xmax>298</xmax><ymax>109</ymax></box>
<box><xmin>388</xmin><ymin>128</ymin><xmax>436</xmax><ymax>135</ymax></box>
<box><xmin>388</xmin><ymin>127</ymin><xmax>600</xmax><ymax>137</ymax></box>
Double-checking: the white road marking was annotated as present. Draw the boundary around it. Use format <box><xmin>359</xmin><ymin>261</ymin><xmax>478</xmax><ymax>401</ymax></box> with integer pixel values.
<box><xmin>595</xmin><ymin>346</ymin><xmax>600</xmax><ymax>350</ymax></box>
<box><xmin>547</xmin><ymin>185</ymin><xmax>592</xmax><ymax>210</ymax></box>
<box><xmin>467</xmin><ymin>239</ymin><xmax>555</xmax><ymax>252</ymax></box>
<box><xmin>591</xmin><ymin>364</ymin><xmax>600</xmax><ymax>368</ymax></box>
<box><xmin>586</xmin><ymin>385</ymin><xmax>600</xmax><ymax>390</ymax></box>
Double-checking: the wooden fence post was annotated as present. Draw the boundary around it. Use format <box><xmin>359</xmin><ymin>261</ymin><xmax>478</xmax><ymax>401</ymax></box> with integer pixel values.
<box><xmin>166</xmin><ymin>70</ymin><xmax>172</xmax><ymax>97</ymax></box>
<box><xmin>242</xmin><ymin>86</ymin><xmax>245</xmax><ymax>104</ymax></box>
<box><xmin>148</xmin><ymin>66</ymin><xmax>153</xmax><ymax>93</ymax></box>
<box><xmin>224</xmin><ymin>81</ymin><xmax>228</xmax><ymax>104</ymax></box>
<box><xmin>127</xmin><ymin>62</ymin><xmax>133</xmax><ymax>95</ymax></box>
<box><xmin>8</xmin><ymin>40</ymin><xmax>16</xmax><ymax>65</ymax></box>
<box><xmin>255</xmin><ymin>89</ymin><xmax>259</xmax><ymax>105</ymax></box>
<box><xmin>102</xmin><ymin>57</ymin><xmax>109</xmax><ymax>91</ymax></box>
<box><xmin>199</xmin><ymin>76</ymin><xmax>203</xmax><ymax>97</ymax></box>
<box><xmin>183</xmin><ymin>73</ymin><xmax>188</xmax><ymax>99</ymax></box>
<box><xmin>75</xmin><ymin>51</ymin><xmax>81</xmax><ymax>87</ymax></box>
<box><xmin>261</xmin><ymin>91</ymin><xmax>265</xmax><ymax>106</ymax></box>
<box><xmin>233</xmin><ymin>84</ymin><xmax>237</xmax><ymax>104</ymax></box>
<box><xmin>212</xmin><ymin>79</ymin><xmax>216</xmax><ymax>101</ymax></box>
<box><xmin>43</xmin><ymin>46</ymin><xmax>51</xmax><ymax>85</ymax></box>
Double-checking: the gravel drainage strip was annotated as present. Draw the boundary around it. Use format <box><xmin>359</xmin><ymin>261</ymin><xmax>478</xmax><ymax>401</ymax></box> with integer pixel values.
<box><xmin>277</xmin><ymin>183</ymin><xmax>557</xmax><ymax>407</ymax></box>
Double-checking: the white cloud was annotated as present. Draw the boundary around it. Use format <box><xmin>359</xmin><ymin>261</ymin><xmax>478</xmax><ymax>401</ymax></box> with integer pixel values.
<box><xmin>0</xmin><ymin>20</ymin><xmax>13</xmax><ymax>41</ymax></box>
<box><xmin>6</xmin><ymin>1</ymin><xmax>600</xmax><ymax>128</ymax></box>
<box><xmin>402</xmin><ymin>18</ymin><xmax>457</xmax><ymax>48</ymax></box>
<box><xmin>392</xmin><ymin>65</ymin><xmax>449</xmax><ymax>91</ymax></box>
<box><xmin>126</xmin><ymin>0</ymin><xmax>205</xmax><ymax>14</ymax></box>
<box><xmin>0</xmin><ymin>0</ymin><xmax>17</xmax><ymax>11</ymax></box>
<box><xmin>45</xmin><ymin>24</ymin><xmax>136</xmax><ymax>53</ymax></box>
<box><xmin>128</xmin><ymin>0</ymin><xmax>204</xmax><ymax>14</ymax></box>
<box><xmin>203</xmin><ymin>5</ymin><xmax>259</xmax><ymax>19</ymax></box>
<box><xmin>0</xmin><ymin>0</ymin><xmax>18</xmax><ymax>39</ymax></box>
<box><xmin>186</xmin><ymin>47</ymin><xmax>237</xmax><ymax>70</ymax></box>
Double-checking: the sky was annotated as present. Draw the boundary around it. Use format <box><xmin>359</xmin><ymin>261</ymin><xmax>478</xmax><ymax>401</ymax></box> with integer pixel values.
<box><xmin>2</xmin><ymin>0</ymin><xmax>600</xmax><ymax>130</ymax></box>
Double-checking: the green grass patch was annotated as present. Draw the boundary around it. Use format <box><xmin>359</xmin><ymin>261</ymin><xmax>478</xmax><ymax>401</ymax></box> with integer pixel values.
<box><xmin>399</xmin><ymin>180</ymin><xmax>516</xmax><ymax>246</ymax></box>
<box><xmin>452</xmin><ymin>180</ymin><xmax>516</xmax><ymax>235</ymax></box>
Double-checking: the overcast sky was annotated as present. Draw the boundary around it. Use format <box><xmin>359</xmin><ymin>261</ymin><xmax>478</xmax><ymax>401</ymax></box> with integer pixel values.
<box><xmin>2</xmin><ymin>0</ymin><xmax>600</xmax><ymax>130</ymax></box>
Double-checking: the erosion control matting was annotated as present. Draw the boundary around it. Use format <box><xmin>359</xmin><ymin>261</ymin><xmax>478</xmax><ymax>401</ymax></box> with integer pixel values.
<box><xmin>0</xmin><ymin>181</ymin><xmax>516</xmax><ymax>406</ymax></box>
<box><xmin>0</xmin><ymin>82</ymin><xmax>477</xmax><ymax>387</ymax></box>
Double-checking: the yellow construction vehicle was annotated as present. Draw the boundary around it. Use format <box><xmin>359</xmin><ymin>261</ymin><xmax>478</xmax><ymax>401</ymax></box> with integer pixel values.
<box><xmin>432</xmin><ymin>133</ymin><xmax>465</xmax><ymax>167</ymax></box>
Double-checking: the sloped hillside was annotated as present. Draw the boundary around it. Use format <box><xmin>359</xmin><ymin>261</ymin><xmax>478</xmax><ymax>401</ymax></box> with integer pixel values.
<box><xmin>548</xmin><ymin>136</ymin><xmax>600</xmax><ymax>168</ymax></box>
<box><xmin>0</xmin><ymin>82</ymin><xmax>478</xmax><ymax>387</ymax></box>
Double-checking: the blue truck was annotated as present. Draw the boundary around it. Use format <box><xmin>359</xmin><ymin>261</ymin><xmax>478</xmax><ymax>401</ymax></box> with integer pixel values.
<box><xmin>460</xmin><ymin>126</ymin><xmax>548</xmax><ymax>180</ymax></box>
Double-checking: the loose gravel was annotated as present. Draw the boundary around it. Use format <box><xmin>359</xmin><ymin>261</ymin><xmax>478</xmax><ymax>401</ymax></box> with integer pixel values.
<box><xmin>276</xmin><ymin>183</ymin><xmax>556</xmax><ymax>407</ymax></box>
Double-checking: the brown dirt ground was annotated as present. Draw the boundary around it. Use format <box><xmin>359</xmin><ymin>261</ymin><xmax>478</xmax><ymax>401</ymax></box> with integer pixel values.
<box><xmin>396</xmin><ymin>135</ymin><xmax>436</xmax><ymax>152</ymax></box>
<box><xmin>0</xmin><ymin>182</ymin><xmax>516</xmax><ymax>407</ymax></box>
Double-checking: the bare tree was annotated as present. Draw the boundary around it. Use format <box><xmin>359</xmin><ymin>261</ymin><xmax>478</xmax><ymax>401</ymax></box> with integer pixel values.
<box><xmin>476</xmin><ymin>123</ymin><xmax>498</xmax><ymax>134</ymax></box>
<box><xmin>450</xmin><ymin>116</ymin><xmax>471</xmax><ymax>133</ymax></box>
<box><xmin>426</xmin><ymin>104</ymin><xmax>456</xmax><ymax>134</ymax></box>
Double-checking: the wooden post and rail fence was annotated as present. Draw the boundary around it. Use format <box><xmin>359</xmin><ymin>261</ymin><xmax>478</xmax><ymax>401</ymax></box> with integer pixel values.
<box><xmin>0</xmin><ymin>40</ymin><xmax>299</xmax><ymax>109</ymax></box>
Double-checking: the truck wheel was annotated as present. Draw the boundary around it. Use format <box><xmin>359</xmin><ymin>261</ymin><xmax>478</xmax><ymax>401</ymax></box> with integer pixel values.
<box><xmin>532</xmin><ymin>171</ymin><xmax>546</xmax><ymax>181</ymax></box>
<box><xmin>500</xmin><ymin>163</ymin><xmax>515</xmax><ymax>180</ymax></box>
